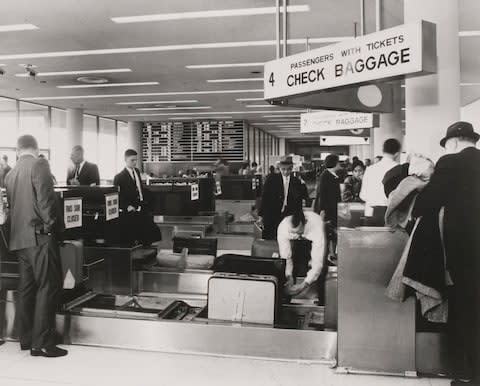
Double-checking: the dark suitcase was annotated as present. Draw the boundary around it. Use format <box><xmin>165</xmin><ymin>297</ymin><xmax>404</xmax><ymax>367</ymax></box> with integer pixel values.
<box><xmin>251</xmin><ymin>239</ymin><xmax>280</xmax><ymax>258</ymax></box>
<box><xmin>173</xmin><ymin>237</ymin><xmax>217</xmax><ymax>257</ymax></box>
<box><xmin>59</xmin><ymin>240</ymin><xmax>84</xmax><ymax>289</ymax></box>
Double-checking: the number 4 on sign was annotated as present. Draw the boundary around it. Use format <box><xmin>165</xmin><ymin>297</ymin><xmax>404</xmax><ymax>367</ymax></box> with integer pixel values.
<box><xmin>269</xmin><ymin>72</ymin><xmax>275</xmax><ymax>86</ymax></box>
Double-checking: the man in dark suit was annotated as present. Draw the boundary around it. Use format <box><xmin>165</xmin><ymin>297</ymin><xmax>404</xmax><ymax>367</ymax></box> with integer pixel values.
<box><xmin>259</xmin><ymin>156</ymin><xmax>307</xmax><ymax>240</ymax></box>
<box><xmin>66</xmin><ymin>145</ymin><xmax>100</xmax><ymax>186</ymax></box>
<box><xmin>413</xmin><ymin>121</ymin><xmax>480</xmax><ymax>386</ymax></box>
<box><xmin>5</xmin><ymin>135</ymin><xmax>67</xmax><ymax>357</ymax></box>
<box><xmin>113</xmin><ymin>149</ymin><xmax>160</xmax><ymax>246</ymax></box>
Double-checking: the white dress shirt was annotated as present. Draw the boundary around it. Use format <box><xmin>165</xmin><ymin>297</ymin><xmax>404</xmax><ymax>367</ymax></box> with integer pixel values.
<box><xmin>127</xmin><ymin>167</ymin><xmax>144</xmax><ymax>202</ymax></box>
<box><xmin>359</xmin><ymin>157</ymin><xmax>398</xmax><ymax>216</ymax></box>
<box><xmin>282</xmin><ymin>175</ymin><xmax>290</xmax><ymax>212</ymax></box>
<box><xmin>277</xmin><ymin>211</ymin><xmax>326</xmax><ymax>285</ymax></box>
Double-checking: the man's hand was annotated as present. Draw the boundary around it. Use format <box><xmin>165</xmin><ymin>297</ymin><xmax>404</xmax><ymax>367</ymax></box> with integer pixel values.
<box><xmin>69</xmin><ymin>178</ymin><xmax>80</xmax><ymax>186</ymax></box>
<box><xmin>127</xmin><ymin>205</ymin><xmax>136</xmax><ymax>212</ymax></box>
<box><xmin>255</xmin><ymin>216</ymin><xmax>264</xmax><ymax>230</ymax></box>
<box><xmin>285</xmin><ymin>280</ymin><xmax>309</xmax><ymax>296</ymax></box>
<box><xmin>285</xmin><ymin>275</ymin><xmax>294</xmax><ymax>288</ymax></box>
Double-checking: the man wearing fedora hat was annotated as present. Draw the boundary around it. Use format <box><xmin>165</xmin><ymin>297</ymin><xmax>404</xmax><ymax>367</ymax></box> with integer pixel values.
<box><xmin>258</xmin><ymin>155</ymin><xmax>307</xmax><ymax>240</ymax></box>
<box><xmin>413</xmin><ymin>121</ymin><xmax>480</xmax><ymax>385</ymax></box>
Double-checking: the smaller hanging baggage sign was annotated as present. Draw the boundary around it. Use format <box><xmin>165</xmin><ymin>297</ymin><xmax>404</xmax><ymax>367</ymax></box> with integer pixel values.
<box><xmin>64</xmin><ymin>197</ymin><xmax>82</xmax><ymax>229</ymax></box>
<box><xmin>105</xmin><ymin>193</ymin><xmax>119</xmax><ymax>221</ymax></box>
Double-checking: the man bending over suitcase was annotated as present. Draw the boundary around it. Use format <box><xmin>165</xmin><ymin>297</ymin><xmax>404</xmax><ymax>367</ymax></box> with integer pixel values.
<box><xmin>277</xmin><ymin>210</ymin><xmax>326</xmax><ymax>296</ymax></box>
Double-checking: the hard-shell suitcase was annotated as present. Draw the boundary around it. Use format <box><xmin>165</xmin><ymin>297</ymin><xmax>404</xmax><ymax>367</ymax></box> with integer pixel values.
<box><xmin>251</xmin><ymin>239</ymin><xmax>280</xmax><ymax>258</ymax></box>
<box><xmin>208</xmin><ymin>272</ymin><xmax>278</xmax><ymax>325</ymax></box>
<box><xmin>59</xmin><ymin>240</ymin><xmax>84</xmax><ymax>289</ymax></box>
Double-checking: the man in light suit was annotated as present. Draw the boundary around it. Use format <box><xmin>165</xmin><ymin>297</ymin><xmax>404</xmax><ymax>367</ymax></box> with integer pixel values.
<box><xmin>113</xmin><ymin>149</ymin><xmax>160</xmax><ymax>246</ymax></box>
<box><xmin>5</xmin><ymin>135</ymin><xmax>67</xmax><ymax>357</ymax></box>
<box><xmin>66</xmin><ymin>145</ymin><xmax>100</xmax><ymax>186</ymax></box>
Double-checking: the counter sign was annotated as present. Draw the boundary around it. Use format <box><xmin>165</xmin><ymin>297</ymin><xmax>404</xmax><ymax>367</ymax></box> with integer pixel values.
<box><xmin>64</xmin><ymin>197</ymin><xmax>82</xmax><ymax>229</ymax></box>
<box><xmin>191</xmin><ymin>183</ymin><xmax>199</xmax><ymax>201</ymax></box>
<box><xmin>105</xmin><ymin>193</ymin><xmax>119</xmax><ymax>221</ymax></box>
<box><xmin>264</xmin><ymin>21</ymin><xmax>436</xmax><ymax>100</ymax></box>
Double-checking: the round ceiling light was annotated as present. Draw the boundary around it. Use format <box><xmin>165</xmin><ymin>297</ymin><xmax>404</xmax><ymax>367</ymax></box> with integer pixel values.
<box><xmin>357</xmin><ymin>85</ymin><xmax>382</xmax><ymax>107</ymax></box>
<box><xmin>76</xmin><ymin>76</ymin><xmax>109</xmax><ymax>84</ymax></box>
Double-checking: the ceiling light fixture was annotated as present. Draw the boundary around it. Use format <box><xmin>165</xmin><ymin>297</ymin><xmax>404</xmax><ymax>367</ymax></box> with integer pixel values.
<box><xmin>0</xmin><ymin>24</ymin><xmax>38</xmax><ymax>32</ymax></box>
<box><xmin>116</xmin><ymin>100</ymin><xmax>198</xmax><ymax>105</ymax></box>
<box><xmin>245</xmin><ymin>104</ymin><xmax>276</xmax><ymax>108</ymax></box>
<box><xmin>0</xmin><ymin>38</ymin><xmax>350</xmax><ymax>61</ymax></box>
<box><xmin>459</xmin><ymin>31</ymin><xmax>480</xmax><ymax>37</ymax></box>
<box><xmin>460</xmin><ymin>83</ymin><xmax>480</xmax><ymax>86</ymax></box>
<box><xmin>263</xmin><ymin>114</ymin><xmax>301</xmax><ymax>118</ymax></box>
<box><xmin>111</xmin><ymin>5</ymin><xmax>310</xmax><ymax>23</ymax></box>
<box><xmin>236</xmin><ymin>97</ymin><xmax>265</xmax><ymax>102</ymax></box>
<box><xmin>24</xmin><ymin>89</ymin><xmax>264</xmax><ymax>101</ymax></box>
<box><xmin>105</xmin><ymin>110</ymin><xmax>306</xmax><ymax>117</ymax></box>
<box><xmin>15</xmin><ymin>68</ymin><xmax>132</xmax><ymax>77</ymax></box>
<box><xmin>57</xmin><ymin>81</ymin><xmax>159</xmax><ymax>89</ymax></box>
<box><xmin>187</xmin><ymin>62</ymin><xmax>264</xmax><ymax>69</ymax></box>
<box><xmin>137</xmin><ymin>106</ymin><xmax>212</xmax><ymax>111</ymax></box>
<box><xmin>168</xmin><ymin>116</ymin><xmax>233</xmax><ymax>120</ymax></box>
<box><xmin>207</xmin><ymin>78</ymin><xmax>263</xmax><ymax>83</ymax></box>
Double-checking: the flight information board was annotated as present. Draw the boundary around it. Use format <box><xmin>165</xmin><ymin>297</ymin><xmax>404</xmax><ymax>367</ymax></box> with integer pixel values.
<box><xmin>142</xmin><ymin>121</ymin><xmax>245</xmax><ymax>162</ymax></box>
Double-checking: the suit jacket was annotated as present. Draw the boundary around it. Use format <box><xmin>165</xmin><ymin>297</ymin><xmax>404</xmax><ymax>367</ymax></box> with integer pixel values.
<box><xmin>113</xmin><ymin>167</ymin><xmax>145</xmax><ymax>211</ymax></box>
<box><xmin>314</xmin><ymin>170</ymin><xmax>341</xmax><ymax>226</ymax></box>
<box><xmin>67</xmin><ymin>161</ymin><xmax>100</xmax><ymax>186</ymax></box>
<box><xmin>413</xmin><ymin>147</ymin><xmax>480</xmax><ymax>275</ymax></box>
<box><xmin>259</xmin><ymin>173</ymin><xmax>306</xmax><ymax>221</ymax></box>
<box><xmin>383</xmin><ymin>163</ymin><xmax>410</xmax><ymax>198</ymax></box>
<box><xmin>5</xmin><ymin>155</ymin><xmax>63</xmax><ymax>251</ymax></box>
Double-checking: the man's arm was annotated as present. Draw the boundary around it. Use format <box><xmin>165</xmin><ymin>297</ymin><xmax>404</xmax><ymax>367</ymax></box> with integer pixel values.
<box><xmin>32</xmin><ymin>159</ymin><xmax>58</xmax><ymax>233</ymax></box>
<box><xmin>412</xmin><ymin>156</ymin><xmax>452</xmax><ymax>218</ymax></box>
<box><xmin>359</xmin><ymin>168</ymin><xmax>370</xmax><ymax>203</ymax></box>
<box><xmin>277</xmin><ymin>218</ymin><xmax>293</xmax><ymax>279</ymax></box>
<box><xmin>304</xmin><ymin>225</ymin><xmax>326</xmax><ymax>285</ymax></box>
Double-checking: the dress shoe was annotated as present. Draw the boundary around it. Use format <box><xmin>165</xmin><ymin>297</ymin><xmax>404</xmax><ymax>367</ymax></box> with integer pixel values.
<box><xmin>31</xmin><ymin>346</ymin><xmax>68</xmax><ymax>358</ymax></box>
<box><xmin>20</xmin><ymin>343</ymin><xmax>30</xmax><ymax>350</ymax></box>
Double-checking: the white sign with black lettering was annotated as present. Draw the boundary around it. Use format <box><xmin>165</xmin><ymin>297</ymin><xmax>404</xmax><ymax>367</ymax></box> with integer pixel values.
<box><xmin>64</xmin><ymin>197</ymin><xmax>82</xmax><ymax>229</ymax></box>
<box><xmin>264</xmin><ymin>21</ymin><xmax>436</xmax><ymax>100</ymax></box>
<box><xmin>215</xmin><ymin>180</ymin><xmax>222</xmax><ymax>195</ymax></box>
<box><xmin>320</xmin><ymin>136</ymin><xmax>370</xmax><ymax>146</ymax></box>
<box><xmin>105</xmin><ymin>193</ymin><xmax>119</xmax><ymax>221</ymax></box>
<box><xmin>191</xmin><ymin>183</ymin><xmax>199</xmax><ymax>201</ymax></box>
<box><xmin>301</xmin><ymin>111</ymin><xmax>373</xmax><ymax>133</ymax></box>
<box><xmin>252</xmin><ymin>178</ymin><xmax>257</xmax><ymax>190</ymax></box>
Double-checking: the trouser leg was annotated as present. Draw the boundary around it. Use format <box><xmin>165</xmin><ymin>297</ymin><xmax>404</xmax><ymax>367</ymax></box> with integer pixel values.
<box><xmin>29</xmin><ymin>238</ymin><xmax>62</xmax><ymax>349</ymax></box>
<box><xmin>16</xmin><ymin>249</ymin><xmax>37</xmax><ymax>347</ymax></box>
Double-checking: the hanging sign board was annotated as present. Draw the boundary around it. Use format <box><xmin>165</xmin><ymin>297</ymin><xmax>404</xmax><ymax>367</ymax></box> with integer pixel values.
<box><xmin>320</xmin><ymin>136</ymin><xmax>370</xmax><ymax>146</ymax></box>
<box><xmin>105</xmin><ymin>193</ymin><xmax>119</xmax><ymax>221</ymax></box>
<box><xmin>64</xmin><ymin>197</ymin><xmax>82</xmax><ymax>229</ymax></box>
<box><xmin>301</xmin><ymin>111</ymin><xmax>375</xmax><ymax>133</ymax></box>
<box><xmin>264</xmin><ymin>21</ymin><xmax>436</xmax><ymax>100</ymax></box>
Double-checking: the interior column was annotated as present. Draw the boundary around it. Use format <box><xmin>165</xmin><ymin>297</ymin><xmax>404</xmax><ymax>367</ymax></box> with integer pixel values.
<box><xmin>404</xmin><ymin>0</ymin><xmax>460</xmax><ymax>162</ymax></box>
<box><xmin>66</xmin><ymin>108</ymin><xmax>83</xmax><ymax>150</ymax></box>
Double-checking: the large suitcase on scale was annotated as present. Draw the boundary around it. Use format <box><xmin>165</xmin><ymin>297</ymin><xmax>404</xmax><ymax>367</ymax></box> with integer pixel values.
<box><xmin>208</xmin><ymin>272</ymin><xmax>278</xmax><ymax>325</ymax></box>
<box><xmin>59</xmin><ymin>240</ymin><xmax>84</xmax><ymax>289</ymax></box>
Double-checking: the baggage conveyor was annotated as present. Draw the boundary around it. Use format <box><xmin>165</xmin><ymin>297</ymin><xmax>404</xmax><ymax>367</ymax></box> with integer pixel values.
<box><xmin>1</xmin><ymin>268</ymin><xmax>337</xmax><ymax>364</ymax></box>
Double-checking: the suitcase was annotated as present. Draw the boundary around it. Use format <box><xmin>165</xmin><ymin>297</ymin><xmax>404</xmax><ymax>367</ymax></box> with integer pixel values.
<box><xmin>208</xmin><ymin>272</ymin><xmax>278</xmax><ymax>325</ymax></box>
<box><xmin>251</xmin><ymin>239</ymin><xmax>280</xmax><ymax>258</ymax></box>
<box><xmin>59</xmin><ymin>240</ymin><xmax>84</xmax><ymax>289</ymax></box>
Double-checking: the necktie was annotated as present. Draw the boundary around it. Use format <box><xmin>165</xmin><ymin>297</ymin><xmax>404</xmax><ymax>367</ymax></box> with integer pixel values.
<box><xmin>130</xmin><ymin>169</ymin><xmax>143</xmax><ymax>201</ymax></box>
<box><xmin>74</xmin><ymin>165</ymin><xmax>80</xmax><ymax>179</ymax></box>
<box><xmin>282</xmin><ymin>177</ymin><xmax>289</xmax><ymax>212</ymax></box>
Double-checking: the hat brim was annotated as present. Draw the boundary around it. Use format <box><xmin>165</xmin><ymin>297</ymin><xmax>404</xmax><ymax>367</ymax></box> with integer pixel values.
<box><xmin>440</xmin><ymin>132</ymin><xmax>480</xmax><ymax>148</ymax></box>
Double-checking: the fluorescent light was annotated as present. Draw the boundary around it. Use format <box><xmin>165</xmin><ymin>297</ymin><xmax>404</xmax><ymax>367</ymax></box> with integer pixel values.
<box><xmin>111</xmin><ymin>5</ymin><xmax>310</xmax><ymax>23</ymax></box>
<box><xmin>116</xmin><ymin>100</ymin><xmax>198</xmax><ymax>105</ymax></box>
<box><xmin>137</xmin><ymin>106</ymin><xmax>212</xmax><ymax>111</ymax></box>
<box><xmin>0</xmin><ymin>38</ymin><xmax>350</xmax><ymax>60</ymax></box>
<box><xmin>105</xmin><ymin>110</ymin><xmax>306</xmax><ymax>117</ymax></box>
<box><xmin>188</xmin><ymin>63</ymin><xmax>264</xmax><ymax>69</ymax></box>
<box><xmin>25</xmin><ymin>89</ymin><xmax>264</xmax><ymax>101</ymax></box>
<box><xmin>15</xmin><ymin>68</ymin><xmax>132</xmax><ymax>77</ymax></box>
<box><xmin>251</xmin><ymin>122</ymin><xmax>299</xmax><ymax>125</ymax></box>
<box><xmin>459</xmin><ymin>31</ymin><xmax>480</xmax><ymax>37</ymax></box>
<box><xmin>0</xmin><ymin>24</ymin><xmax>38</xmax><ymax>32</ymax></box>
<box><xmin>263</xmin><ymin>114</ymin><xmax>301</xmax><ymax>118</ymax></box>
<box><xmin>168</xmin><ymin>116</ymin><xmax>233</xmax><ymax>120</ymax></box>
<box><xmin>57</xmin><ymin>82</ymin><xmax>158</xmax><ymax>89</ymax></box>
<box><xmin>236</xmin><ymin>97</ymin><xmax>265</xmax><ymax>101</ymax></box>
<box><xmin>245</xmin><ymin>104</ymin><xmax>276</xmax><ymax>108</ymax></box>
<box><xmin>460</xmin><ymin>83</ymin><xmax>480</xmax><ymax>86</ymax></box>
<box><xmin>207</xmin><ymin>78</ymin><xmax>263</xmax><ymax>83</ymax></box>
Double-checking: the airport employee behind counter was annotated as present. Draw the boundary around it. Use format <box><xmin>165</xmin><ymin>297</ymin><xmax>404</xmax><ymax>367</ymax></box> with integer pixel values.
<box><xmin>277</xmin><ymin>210</ymin><xmax>326</xmax><ymax>296</ymax></box>
<box><xmin>66</xmin><ymin>145</ymin><xmax>100</xmax><ymax>186</ymax></box>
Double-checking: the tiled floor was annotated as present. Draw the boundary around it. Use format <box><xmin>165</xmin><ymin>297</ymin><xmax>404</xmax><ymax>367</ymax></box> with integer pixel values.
<box><xmin>0</xmin><ymin>342</ymin><xmax>451</xmax><ymax>386</ymax></box>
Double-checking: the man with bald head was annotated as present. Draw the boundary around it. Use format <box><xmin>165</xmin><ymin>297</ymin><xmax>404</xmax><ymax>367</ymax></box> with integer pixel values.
<box><xmin>66</xmin><ymin>145</ymin><xmax>100</xmax><ymax>186</ymax></box>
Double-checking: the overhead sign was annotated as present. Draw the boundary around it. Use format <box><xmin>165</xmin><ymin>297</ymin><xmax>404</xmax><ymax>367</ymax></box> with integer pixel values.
<box><xmin>264</xmin><ymin>21</ymin><xmax>436</xmax><ymax>100</ymax></box>
<box><xmin>64</xmin><ymin>197</ymin><xmax>82</xmax><ymax>229</ymax></box>
<box><xmin>105</xmin><ymin>193</ymin><xmax>119</xmax><ymax>221</ymax></box>
<box><xmin>301</xmin><ymin>111</ymin><xmax>374</xmax><ymax>134</ymax></box>
<box><xmin>320</xmin><ymin>136</ymin><xmax>370</xmax><ymax>146</ymax></box>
